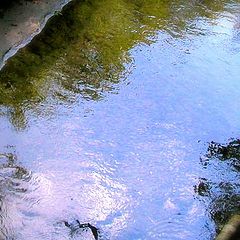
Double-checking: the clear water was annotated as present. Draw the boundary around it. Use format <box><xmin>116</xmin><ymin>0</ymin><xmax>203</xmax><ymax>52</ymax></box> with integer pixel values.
<box><xmin>0</xmin><ymin>0</ymin><xmax>240</xmax><ymax>239</ymax></box>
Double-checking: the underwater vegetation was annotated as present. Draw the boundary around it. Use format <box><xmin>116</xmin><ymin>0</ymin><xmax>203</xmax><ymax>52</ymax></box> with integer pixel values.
<box><xmin>0</xmin><ymin>0</ymin><xmax>227</xmax><ymax>129</ymax></box>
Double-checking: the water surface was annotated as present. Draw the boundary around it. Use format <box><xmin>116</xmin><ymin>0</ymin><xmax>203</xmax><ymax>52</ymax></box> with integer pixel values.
<box><xmin>0</xmin><ymin>0</ymin><xmax>240</xmax><ymax>239</ymax></box>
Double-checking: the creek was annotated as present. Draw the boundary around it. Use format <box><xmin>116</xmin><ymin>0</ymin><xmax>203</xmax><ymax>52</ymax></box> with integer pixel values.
<box><xmin>0</xmin><ymin>0</ymin><xmax>240</xmax><ymax>239</ymax></box>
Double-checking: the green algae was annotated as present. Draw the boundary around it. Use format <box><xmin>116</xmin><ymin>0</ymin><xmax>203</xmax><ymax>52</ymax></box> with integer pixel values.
<box><xmin>0</xmin><ymin>0</ymin><xmax>227</xmax><ymax>128</ymax></box>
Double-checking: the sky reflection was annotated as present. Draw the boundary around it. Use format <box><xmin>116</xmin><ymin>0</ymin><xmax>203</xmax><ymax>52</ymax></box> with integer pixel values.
<box><xmin>0</xmin><ymin>0</ymin><xmax>240</xmax><ymax>239</ymax></box>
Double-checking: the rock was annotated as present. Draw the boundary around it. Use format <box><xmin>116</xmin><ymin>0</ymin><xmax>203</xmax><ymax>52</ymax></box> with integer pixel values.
<box><xmin>216</xmin><ymin>215</ymin><xmax>240</xmax><ymax>240</ymax></box>
<box><xmin>0</xmin><ymin>0</ymin><xmax>71</xmax><ymax>70</ymax></box>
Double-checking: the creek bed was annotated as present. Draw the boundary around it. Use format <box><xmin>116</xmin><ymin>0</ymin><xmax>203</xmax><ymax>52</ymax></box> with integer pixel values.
<box><xmin>0</xmin><ymin>0</ymin><xmax>239</xmax><ymax>239</ymax></box>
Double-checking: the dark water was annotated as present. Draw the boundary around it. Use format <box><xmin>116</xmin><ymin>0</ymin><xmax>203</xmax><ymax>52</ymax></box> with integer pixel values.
<box><xmin>0</xmin><ymin>0</ymin><xmax>240</xmax><ymax>239</ymax></box>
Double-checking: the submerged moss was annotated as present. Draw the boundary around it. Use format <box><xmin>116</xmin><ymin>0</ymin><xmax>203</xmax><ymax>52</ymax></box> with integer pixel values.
<box><xmin>0</xmin><ymin>0</ymin><xmax>227</xmax><ymax>128</ymax></box>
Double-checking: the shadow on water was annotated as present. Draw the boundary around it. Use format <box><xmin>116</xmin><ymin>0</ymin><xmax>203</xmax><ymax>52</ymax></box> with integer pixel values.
<box><xmin>196</xmin><ymin>139</ymin><xmax>240</xmax><ymax>234</ymax></box>
<box><xmin>0</xmin><ymin>0</ymin><xmax>230</xmax><ymax>130</ymax></box>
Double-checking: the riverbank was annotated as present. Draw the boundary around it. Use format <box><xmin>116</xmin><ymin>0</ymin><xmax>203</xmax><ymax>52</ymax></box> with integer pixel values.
<box><xmin>0</xmin><ymin>0</ymin><xmax>71</xmax><ymax>70</ymax></box>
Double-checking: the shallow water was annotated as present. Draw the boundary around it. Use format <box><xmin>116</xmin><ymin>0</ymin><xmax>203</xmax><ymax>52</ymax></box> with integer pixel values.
<box><xmin>0</xmin><ymin>0</ymin><xmax>240</xmax><ymax>239</ymax></box>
